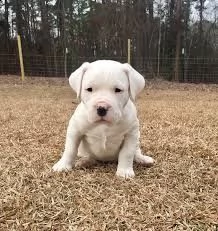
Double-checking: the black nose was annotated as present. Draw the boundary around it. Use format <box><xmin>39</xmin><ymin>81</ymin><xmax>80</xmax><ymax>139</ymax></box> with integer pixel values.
<box><xmin>97</xmin><ymin>106</ymin><xmax>107</xmax><ymax>117</ymax></box>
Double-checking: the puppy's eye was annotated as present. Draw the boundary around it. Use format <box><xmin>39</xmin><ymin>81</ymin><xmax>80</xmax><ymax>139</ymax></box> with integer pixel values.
<box><xmin>115</xmin><ymin>88</ymin><xmax>122</xmax><ymax>93</ymax></box>
<box><xmin>86</xmin><ymin>88</ymin><xmax>92</xmax><ymax>92</ymax></box>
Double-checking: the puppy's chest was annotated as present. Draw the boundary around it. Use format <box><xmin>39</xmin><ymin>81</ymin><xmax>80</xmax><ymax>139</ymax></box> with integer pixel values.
<box><xmin>84</xmin><ymin>124</ymin><xmax>127</xmax><ymax>151</ymax></box>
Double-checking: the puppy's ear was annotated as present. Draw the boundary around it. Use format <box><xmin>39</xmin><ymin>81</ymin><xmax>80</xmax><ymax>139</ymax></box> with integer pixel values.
<box><xmin>122</xmin><ymin>63</ymin><xmax>145</xmax><ymax>101</ymax></box>
<box><xmin>69</xmin><ymin>62</ymin><xmax>90</xmax><ymax>99</ymax></box>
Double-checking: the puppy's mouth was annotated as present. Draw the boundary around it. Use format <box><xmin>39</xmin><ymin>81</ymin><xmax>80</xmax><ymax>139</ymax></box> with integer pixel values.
<box><xmin>95</xmin><ymin>117</ymin><xmax>112</xmax><ymax>124</ymax></box>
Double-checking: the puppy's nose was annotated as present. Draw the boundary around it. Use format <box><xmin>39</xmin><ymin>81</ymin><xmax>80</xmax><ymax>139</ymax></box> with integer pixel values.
<box><xmin>97</xmin><ymin>106</ymin><xmax>107</xmax><ymax>117</ymax></box>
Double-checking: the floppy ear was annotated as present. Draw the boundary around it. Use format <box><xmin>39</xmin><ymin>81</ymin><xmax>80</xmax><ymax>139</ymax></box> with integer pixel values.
<box><xmin>69</xmin><ymin>62</ymin><xmax>90</xmax><ymax>99</ymax></box>
<box><xmin>122</xmin><ymin>63</ymin><xmax>145</xmax><ymax>101</ymax></box>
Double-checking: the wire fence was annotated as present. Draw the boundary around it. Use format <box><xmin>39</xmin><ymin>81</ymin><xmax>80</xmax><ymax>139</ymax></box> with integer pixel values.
<box><xmin>0</xmin><ymin>54</ymin><xmax>217</xmax><ymax>83</ymax></box>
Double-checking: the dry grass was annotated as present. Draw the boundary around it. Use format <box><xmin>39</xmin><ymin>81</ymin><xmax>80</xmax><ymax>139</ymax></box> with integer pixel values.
<box><xmin>0</xmin><ymin>75</ymin><xmax>217</xmax><ymax>231</ymax></box>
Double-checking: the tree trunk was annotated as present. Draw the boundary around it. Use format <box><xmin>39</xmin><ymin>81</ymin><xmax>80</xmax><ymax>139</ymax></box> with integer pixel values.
<box><xmin>15</xmin><ymin>0</ymin><xmax>23</xmax><ymax>37</ymax></box>
<box><xmin>157</xmin><ymin>18</ymin><xmax>161</xmax><ymax>77</ymax></box>
<box><xmin>198</xmin><ymin>0</ymin><xmax>205</xmax><ymax>57</ymax></box>
<box><xmin>174</xmin><ymin>0</ymin><xmax>182</xmax><ymax>82</ymax></box>
<box><xmin>39</xmin><ymin>0</ymin><xmax>50</xmax><ymax>75</ymax></box>
<box><xmin>4</xmin><ymin>0</ymin><xmax>9</xmax><ymax>50</ymax></box>
<box><xmin>184</xmin><ymin>0</ymin><xmax>191</xmax><ymax>82</ymax></box>
<box><xmin>148</xmin><ymin>0</ymin><xmax>153</xmax><ymax>21</ymax></box>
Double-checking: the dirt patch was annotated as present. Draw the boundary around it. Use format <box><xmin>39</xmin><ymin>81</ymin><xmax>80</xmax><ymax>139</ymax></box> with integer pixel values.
<box><xmin>0</xmin><ymin>76</ymin><xmax>217</xmax><ymax>230</ymax></box>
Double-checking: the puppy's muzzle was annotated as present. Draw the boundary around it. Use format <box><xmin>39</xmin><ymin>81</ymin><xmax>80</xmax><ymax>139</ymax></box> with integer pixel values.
<box><xmin>96</xmin><ymin>101</ymin><xmax>111</xmax><ymax>117</ymax></box>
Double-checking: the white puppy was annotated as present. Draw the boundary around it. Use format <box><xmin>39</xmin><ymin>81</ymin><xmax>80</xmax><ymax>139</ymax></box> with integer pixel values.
<box><xmin>52</xmin><ymin>60</ymin><xmax>154</xmax><ymax>178</ymax></box>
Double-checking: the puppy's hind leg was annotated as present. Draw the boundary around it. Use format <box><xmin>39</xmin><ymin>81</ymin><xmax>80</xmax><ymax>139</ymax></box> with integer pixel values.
<box><xmin>134</xmin><ymin>148</ymin><xmax>154</xmax><ymax>167</ymax></box>
<box><xmin>76</xmin><ymin>142</ymin><xmax>98</xmax><ymax>168</ymax></box>
<box><xmin>75</xmin><ymin>156</ymin><xmax>98</xmax><ymax>168</ymax></box>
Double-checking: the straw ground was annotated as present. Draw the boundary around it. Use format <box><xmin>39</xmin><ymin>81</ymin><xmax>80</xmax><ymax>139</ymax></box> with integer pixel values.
<box><xmin>0</xmin><ymin>76</ymin><xmax>217</xmax><ymax>230</ymax></box>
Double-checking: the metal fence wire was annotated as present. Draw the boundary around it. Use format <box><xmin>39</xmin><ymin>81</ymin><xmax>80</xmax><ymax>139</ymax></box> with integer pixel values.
<box><xmin>0</xmin><ymin>54</ymin><xmax>217</xmax><ymax>83</ymax></box>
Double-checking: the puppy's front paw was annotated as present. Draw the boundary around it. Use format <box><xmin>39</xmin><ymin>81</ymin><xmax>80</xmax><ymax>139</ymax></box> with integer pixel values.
<box><xmin>116</xmin><ymin>168</ymin><xmax>135</xmax><ymax>179</ymax></box>
<box><xmin>52</xmin><ymin>159</ymin><xmax>73</xmax><ymax>172</ymax></box>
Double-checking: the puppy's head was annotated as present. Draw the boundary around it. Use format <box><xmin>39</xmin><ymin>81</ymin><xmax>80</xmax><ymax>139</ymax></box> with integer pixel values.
<box><xmin>69</xmin><ymin>60</ymin><xmax>145</xmax><ymax>123</ymax></box>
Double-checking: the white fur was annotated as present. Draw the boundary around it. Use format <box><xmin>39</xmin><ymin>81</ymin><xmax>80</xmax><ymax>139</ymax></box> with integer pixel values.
<box><xmin>52</xmin><ymin>60</ymin><xmax>154</xmax><ymax>178</ymax></box>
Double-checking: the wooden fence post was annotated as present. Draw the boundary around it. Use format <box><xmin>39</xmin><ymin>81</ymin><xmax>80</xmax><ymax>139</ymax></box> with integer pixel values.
<box><xmin>17</xmin><ymin>35</ymin><xmax>25</xmax><ymax>81</ymax></box>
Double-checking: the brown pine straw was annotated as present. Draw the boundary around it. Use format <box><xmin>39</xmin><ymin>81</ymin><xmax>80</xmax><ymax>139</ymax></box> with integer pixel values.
<box><xmin>0</xmin><ymin>76</ymin><xmax>217</xmax><ymax>230</ymax></box>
